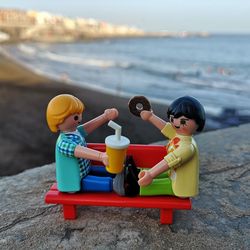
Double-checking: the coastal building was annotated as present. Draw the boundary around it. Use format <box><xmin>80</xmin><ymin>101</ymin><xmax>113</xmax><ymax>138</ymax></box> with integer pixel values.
<box><xmin>63</xmin><ymin>18</ymin><xmax>76</xmax><ymax>30</ymax></box>
<box><xmin>27</xmin><ymin>11</ymin><xmax>52</xmax><ymax>25</ymax></box>
<box><xmin>0</xmin><ymin>8</ymin><xmax>145</xmax><ymax>42</ymax></box>
<box><xmin>0</xmin><ymin>9</ymin><xmax>35</xmax><ymax>27</ymax></box>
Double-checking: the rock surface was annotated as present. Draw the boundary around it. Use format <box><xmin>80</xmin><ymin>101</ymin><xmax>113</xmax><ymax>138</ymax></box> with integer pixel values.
<box><xmin>0</xmin><ymin>124</ymin><xmax>249</xmax><ymax>249</ymax></box>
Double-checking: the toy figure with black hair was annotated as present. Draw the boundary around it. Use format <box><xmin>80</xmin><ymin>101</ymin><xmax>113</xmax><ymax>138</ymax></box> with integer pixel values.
<box><xmin>125</xmin><ymin>96</ymin><xmax>206</xmax><ymax>197</ymax></box>
<box><xmin>46</xmin><ymin>94</ymin><xmax>124</xmax><ymax>193</ymax></box>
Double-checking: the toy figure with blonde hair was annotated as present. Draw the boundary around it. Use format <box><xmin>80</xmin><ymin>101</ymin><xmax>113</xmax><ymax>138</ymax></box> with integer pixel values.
<box><xmin>46</xmin><ymin>94</ymin><xmax>119</xmax><ymax>193</ymax></box>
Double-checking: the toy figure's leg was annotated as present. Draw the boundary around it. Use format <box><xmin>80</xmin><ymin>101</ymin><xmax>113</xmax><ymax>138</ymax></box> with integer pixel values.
<box><xmin>154</xmin><ymin>171</ymin><xmax>169</xmax><ymax>179</ymax></box>
<box><xmin>89</xmin><ymin>165</ymin><xmax>115</xmax><ymax>178</ymax></box>
<box><xmin>124</xmin><ymin>161</ymin><xmax>140</xmax><ymax>197</ymax></box>
<box><xmin>81</xmin><ymin>175</ymin><xmax>113</xmax><ymax>192</ymax></box>
<box><xmin>113</xmin><ymin>169</ymin><xmax>125</xmax><ymax>196</ymax></box>
<box><xmin>113</xmin><ymin>161</ymin><xmax>140</xmax><ymax>197</ymax></box>
<box><xmin>139</xmin><ymin>168</ymin><xmax>169</xmax><ymax>179</ymax></box>
<box><xmin>140</xmin><ymin>178</ymin><xmax>174</xmax><ymax>196</ymax></box>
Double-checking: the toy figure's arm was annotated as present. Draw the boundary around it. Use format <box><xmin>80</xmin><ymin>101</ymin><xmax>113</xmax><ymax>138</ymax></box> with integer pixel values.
<box><xmin>138</xmin><ymin>144</ymin><xmax>195</xmax><ymax>186</ymax></box>
<box><xmin>74</xmin><ymin>145</ymin><xmax>108</xmax><ymax>166</ymax></box>
<box><xmin>83</xmin><ymin>108</ymin><xmax>118</xmax><ymax>134</ymax></box>
<box><xmin>164</xmin><ymin>144</ymin><xmax>195</xmax><ymax>169</ymax></box>
<box><xmin>140</xmin><ymin>110</ymin><xmax>167</xmax><ymax>131</ymax></box>
<box><xmin>138</xmin><ymin>159</ymin><xmax>169</xmax><ymax>186</ymax></box>
<box><xmin>58</xmin><ymin>139</ymin><xmax>108</xmax><ymax>166</ymax></box>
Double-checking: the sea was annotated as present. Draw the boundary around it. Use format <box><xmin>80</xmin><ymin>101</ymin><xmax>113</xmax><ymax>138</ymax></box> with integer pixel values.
<box><xmin>3</xmin><ymin>34</ymin><xmax>250</xmax><ymax>129</ymax></box>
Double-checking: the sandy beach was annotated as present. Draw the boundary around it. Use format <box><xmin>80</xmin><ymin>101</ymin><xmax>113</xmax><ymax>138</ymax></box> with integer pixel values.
<box><xmin>0</xmin><ymin>51</ymin><xmax>170</xmax><ymax>176</ymax></box>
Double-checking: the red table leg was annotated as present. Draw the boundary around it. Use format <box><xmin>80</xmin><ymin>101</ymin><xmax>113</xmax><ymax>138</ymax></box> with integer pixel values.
<box><xmin>160</xmin><ymin>208</ymin><xmax>173</xmax><ymax>224</ymax></box>
<box><xmin>63</xmin><ymin>204</ymin><xmax>77</xmax><ymax>219</ymax></box>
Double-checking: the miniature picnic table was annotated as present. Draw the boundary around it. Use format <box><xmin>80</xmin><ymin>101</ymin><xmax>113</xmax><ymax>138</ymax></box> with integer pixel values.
<box><xmin>45</xmin><ymin>143</ymin><xmax>191</xmax><ymax>224</ymax></box>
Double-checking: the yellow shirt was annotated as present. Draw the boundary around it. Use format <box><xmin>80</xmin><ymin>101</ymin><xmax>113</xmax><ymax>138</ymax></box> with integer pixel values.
<box><xmin>161</xmin><ymin>123</ymin><xmax>199</xmax><ymax>197</ymax></box>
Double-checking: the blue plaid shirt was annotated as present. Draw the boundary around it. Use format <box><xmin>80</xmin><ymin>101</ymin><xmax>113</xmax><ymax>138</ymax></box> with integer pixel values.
<box><xmin>57</xmin><ymin>129</ymin><xmax>91</xmax><ymax>179</ymax></box>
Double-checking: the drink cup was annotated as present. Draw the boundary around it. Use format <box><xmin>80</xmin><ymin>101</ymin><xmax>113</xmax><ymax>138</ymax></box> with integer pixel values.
<box><xmin>105</xmin><ymin>135</ymin><xmax>130</xmax><ymax>174</ymax></box>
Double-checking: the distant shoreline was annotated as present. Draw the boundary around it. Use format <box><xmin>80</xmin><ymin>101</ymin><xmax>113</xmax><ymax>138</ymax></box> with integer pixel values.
<box><xmin>0</xmin><ymin>31</ymin><xmax>212</xmax><ymax>44</ymax></box>
<box><xmin>2</xmin><ymin>32</ymin><xmax>250</xmax><ymax>46</ymax></box>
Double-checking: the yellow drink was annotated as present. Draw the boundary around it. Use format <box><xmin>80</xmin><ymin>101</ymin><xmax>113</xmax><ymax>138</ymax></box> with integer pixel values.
<box><xmin>105</xmin><ymin>135</ymin><xmax>130</xmax><ymax>174</ymax></box>
<box><xmin>106</xmin><ymin>147</ymin><xmax>127</xmax><ymax>174</ymax></box>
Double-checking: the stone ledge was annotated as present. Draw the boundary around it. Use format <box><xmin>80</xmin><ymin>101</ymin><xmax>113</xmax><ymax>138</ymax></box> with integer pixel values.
<box><xmin>0</xmin><ymin>124</ymin><xmax>250</xmax><ymax>249</ymax></box>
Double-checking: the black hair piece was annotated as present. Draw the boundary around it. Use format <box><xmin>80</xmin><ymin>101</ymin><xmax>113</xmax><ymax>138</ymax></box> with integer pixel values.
<box><xmin>167</xmin><ymin>96</ymin><xmax>206</xmax><ymax>132</ymax></box>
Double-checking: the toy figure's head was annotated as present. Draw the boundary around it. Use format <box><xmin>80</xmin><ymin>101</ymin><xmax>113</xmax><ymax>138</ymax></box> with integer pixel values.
<box><xmin>46</xmin><ymin>94</ymin><xmax>84</xmax><ymax>133</ymax></box>
<box><xmin>167</xmin><ymin>96</ymin><xmax>206</xmax><ymax>136</ymax></box>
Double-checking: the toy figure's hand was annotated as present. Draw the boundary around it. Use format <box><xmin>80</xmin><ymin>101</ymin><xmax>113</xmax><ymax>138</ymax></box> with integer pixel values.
<box><xmin>104</xmin><ymin>108</ymin><xmax>119</xmax><ymax>121</ymax></box>
<box><xmin>138</xmin><ymin>170</ymin><xmax>153</xmax><ymax>186</ymax></box>
<box><xmin>100</xmin><ymin>152</ymin><xmax>109</xmax><ymax>166</ymax></box>
<box><xmin>140</xmin><ymin>110</ymin><xmax>153</xmax><ymax>121</ymax></box>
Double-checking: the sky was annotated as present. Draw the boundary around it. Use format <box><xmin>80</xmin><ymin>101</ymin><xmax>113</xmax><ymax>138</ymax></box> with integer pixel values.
<box><xmin>1</xmin><ymin>0</ymin><xmax>250</xmax><ymax>33</ymax></box>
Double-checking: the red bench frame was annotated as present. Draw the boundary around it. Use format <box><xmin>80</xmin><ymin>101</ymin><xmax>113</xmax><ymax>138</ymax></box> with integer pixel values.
<box><xmin>45</xmin><ymin>143</ymin><xmax>192</xmax><ymax>224</ymax></box>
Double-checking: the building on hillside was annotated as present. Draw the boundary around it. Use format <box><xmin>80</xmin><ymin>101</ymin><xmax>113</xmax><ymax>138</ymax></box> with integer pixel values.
<box><xmin>0</xmin><ymin>9</ymin><xmax>35</xmax><ymax>26</ymax></box>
